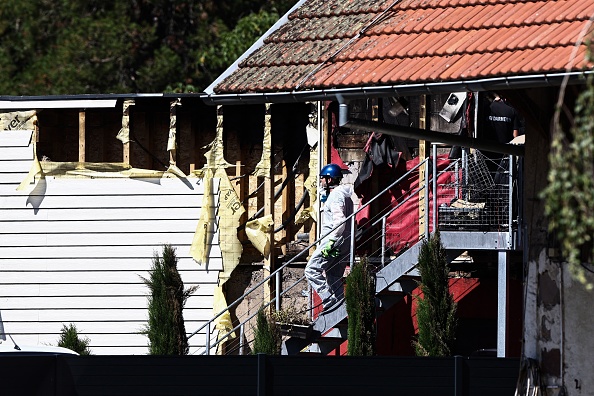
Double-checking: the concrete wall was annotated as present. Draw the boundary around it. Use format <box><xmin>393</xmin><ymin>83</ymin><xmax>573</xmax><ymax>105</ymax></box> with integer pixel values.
<box><xmin>520</xmin><ymin>86</ymin><xmax>594</xmax><ymax>395</ymax></box>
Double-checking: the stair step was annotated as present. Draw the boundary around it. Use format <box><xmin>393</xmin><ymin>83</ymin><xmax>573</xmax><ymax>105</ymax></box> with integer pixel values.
<box><xmin>375</xmin><ymin>244</ymin><xmax>422</xmax><ymax>294</ymax></box>
<box><xmin>278</xmin><ymin>323</ymin><xmax>314</xmax><ymax>339</ymax></box>
<box><xmin>302</xmin><ymin>340</ymin><xmax>343</xmax><ymax>354</ymax></box>
<box><xmin>322</xmin><ymin>324</ymin><xmax>347</xmax><ymax>339</ymax></box>
<box><xmin>385</xmin><ymin>278</ymin><xmax>418</xmax><ymax>293</ymax></box>
<box><xmin>281</xmin><ymin>302</ymin><xmax>348</xmax><ymax>355</ymax></box>
<box><xmin>312</xmin><ymin>301</ymin><xmax>347</xmax><ymax>334</ymax></box>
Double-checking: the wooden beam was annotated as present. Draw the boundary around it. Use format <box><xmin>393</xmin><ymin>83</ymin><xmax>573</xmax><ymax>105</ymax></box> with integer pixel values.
<box><xmin>78</xmin><ymin>110</ymin><xmax>86</xmax><ymax>163</ymax></box>
<box><xmin>370</xmin><ymin>98</ymin><xmax>381</xmax><ymax>254</ymax></box>
<box><xmin>312</xmin><ymin>102</ymin><xmax>325</xmax><ymax>255</ymax></box>
<box><xmin>123</xmin><ymin>143</ymin><xmax>130</xmax><ymax>165</ymax></box>
<box><xmin>281</xmin><ymin>158</ymin><xmax>295</xmax><ymax>254</ymax></box>
<box><xmin>188</xmin><ymin>112</ymin><xmax>196</xmax><ymax>173</ymax></box>
<box><xmin>418</xmin><ymin>95</ymin><xmax>428</xmax><ymax>240</ymax></box>
<box><xmin>263</xmin><ymin>103</ymin><xmax>275</xmax><ymax>311</ymax></box>
<box><xmin>236</xmin><ymin>160</ymin><xmax>247</xmax><ymax>242</ymax></box>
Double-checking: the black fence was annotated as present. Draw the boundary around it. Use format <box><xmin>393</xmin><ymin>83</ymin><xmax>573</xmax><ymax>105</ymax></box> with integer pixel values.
<box><xmin>0</xmin><ymin>354</ymin><xmax>519</xmax><ymax>396</ymax></box>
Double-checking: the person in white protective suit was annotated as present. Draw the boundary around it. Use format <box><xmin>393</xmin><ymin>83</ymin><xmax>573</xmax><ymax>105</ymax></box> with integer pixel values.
<box><xmin>305</xmin><ymin>163</ymin><xmax>354</xmax><ymax>311</ymax></box>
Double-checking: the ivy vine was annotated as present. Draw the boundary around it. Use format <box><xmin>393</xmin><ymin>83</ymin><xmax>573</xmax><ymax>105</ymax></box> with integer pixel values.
<box><xmin>542</xmin><ymin>71</ymin><xmax>594</xmax><ymax>288</ymax></box>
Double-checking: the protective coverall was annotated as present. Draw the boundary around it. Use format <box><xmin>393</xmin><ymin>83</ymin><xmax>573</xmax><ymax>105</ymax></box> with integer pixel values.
<box><xmin>305</xmin><ymin>184</ymin><xmax>354</xmax><ymax>309</ymax></box>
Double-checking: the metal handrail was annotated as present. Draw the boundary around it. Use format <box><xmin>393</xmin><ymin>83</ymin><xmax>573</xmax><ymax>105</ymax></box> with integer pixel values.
<box><xmin>188</xmin><ymin>157</ymin><xmax>430</xmax><ymax>354</ymax></box>
<box><xmin>191</xmin><ymin>147</ymin><xmax>521</xmax><ymax>355</ymax></box>
<box><xmin>372</xmin><ymin>154</ymin><xmax>464</xmax><ymax>263</ymax></box>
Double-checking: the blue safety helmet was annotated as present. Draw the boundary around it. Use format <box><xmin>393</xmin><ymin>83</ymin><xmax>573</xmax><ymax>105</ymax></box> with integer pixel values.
<box><xmin>320</xmin><ymin>163</ymin><xmax>343</xmax><ymax>180</ymax></box>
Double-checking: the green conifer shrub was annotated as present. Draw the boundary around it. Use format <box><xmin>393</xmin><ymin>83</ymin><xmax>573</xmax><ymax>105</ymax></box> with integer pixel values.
<box><xmin>346</xmin><ymin>257</ymin><xmax>376</xmax><ymax>356</ymax></box>
<box><xmin>141</xmin><ymin>245</ymin><xmax>198</xmax><ymax>355</ymax></box>
<box><xmin>252</xmin><ymin>307</ymin><xmax>281</xmax><ymax>355</ymax></box>
<box><xmin>413</xmin><ymin>231</ymin><xmax>457</xmax><ymax>357</ymax></box>
<box><xmin>57</xmin><ymin>323</ymin><xmax>92</xmax><ymax>355</ymax></box>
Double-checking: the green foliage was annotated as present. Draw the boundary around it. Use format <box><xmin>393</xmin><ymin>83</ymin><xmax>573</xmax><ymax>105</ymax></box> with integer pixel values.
<box><xmin>57</xmin><ymin>323</ymin><xmax>92</xmax><ymax>355</ymax></box>
<box><xmin>252</xmin><ymin>308</ymin><xmax>281</xmax><ymax>355</ymax></box>
<box><xmin>0</xmin><ymin>0</ymin><xmax>297</xmax><ymax>94</ymax></box>
<box><xmin>542</xmin><ymin>75</ymin><xmax>594</xmax><ymax>288</ymax></box>
<box><xmin>141</xmin><ymin>245</ymin><xmax>197</xmax><ymax>355</ymax></box>
<box><xmin>346</xmin><ymin>258</ymin><xmax>376</xmax><ymax>356</ymax></box>
<box><xmin>201</xmin><ymin>10</ymin><xmax>281</xmax><ymax>73</ymax></box>
<box><xmin>271</xmin><ymin>306</ymin><xmax>309</xmax><ymax>326</ymax></box>
<box><xmin>413</xmin><ymin>231</ymin><xmax>457</xmax><ymax>357</ymax></box>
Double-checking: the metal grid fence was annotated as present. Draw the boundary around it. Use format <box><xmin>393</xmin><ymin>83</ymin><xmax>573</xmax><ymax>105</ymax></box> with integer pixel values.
<box><xmin>438</xmin><ymin>150</ymin><xmax>516</xmax><ymax>231</ymax></box>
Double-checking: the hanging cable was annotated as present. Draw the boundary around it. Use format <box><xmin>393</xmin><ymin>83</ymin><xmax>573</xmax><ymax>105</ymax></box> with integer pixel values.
<box><xmin>129</xmin><ymin>133</ymin><xmax>169</xmax><ymax>170</ymax></box>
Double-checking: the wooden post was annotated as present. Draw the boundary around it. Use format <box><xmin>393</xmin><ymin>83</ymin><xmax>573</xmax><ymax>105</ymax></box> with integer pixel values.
<box><xmin>123</xmin><ymin>105</ymin><xmax>130</xmax><ymax>165</ymax></box>
<box><xmin>263</xmin><ymin>103</ymin><xmax>275</xmax><ymax>311</ymax></box>
<box><xmin>236</xmin><ymin>160</ymin><xmax>247</xmax><ymax>241</ymax></box>
<box><xmin>281</xmin><ymin>158</ymin><xmax>294</xmax><ymax>254</ymax></box>
<box><xmin>188</xmin><ymin>111</ymin><xmax>196</xmax><ymax>173</ymax></box>
<box><xmin>123</xmin><ymin>142</ymin><xmax>130</xmax><ymax>165</ymax></box>
<box><xmin>418</xmin><ymin>95</ymin><xmax>428</xmax><ymax>240</ymax></box>
<box><xmin>78</xmin><ymin>110</ymin><xmax>86</xmax><ymax>163</ymax></box>
<box><xmin>312</xmin><ymin>102</ymin><xmax>326</xmax><ymax>254</ymax></box>
<box><xmin>370</xmin><ymin>98</ymin><xmax>381</xmax><ymax>254</ymax></box>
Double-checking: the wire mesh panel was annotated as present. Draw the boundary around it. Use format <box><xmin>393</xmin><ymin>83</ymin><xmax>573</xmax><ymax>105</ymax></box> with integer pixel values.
<box><xmin>438</xmin><ymin>150</ymin><xmax>514</xmax><ymax>231</ymax></box>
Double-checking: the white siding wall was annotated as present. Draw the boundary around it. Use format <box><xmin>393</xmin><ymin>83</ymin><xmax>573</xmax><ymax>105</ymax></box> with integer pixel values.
<box><xmin>0</xmin><ymin>130</ymin><xmax>220</xmax><ymax>355</ymax></box>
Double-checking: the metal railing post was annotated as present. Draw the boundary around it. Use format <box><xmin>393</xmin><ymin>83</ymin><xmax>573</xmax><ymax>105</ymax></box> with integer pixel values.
<box><xmin>239</xmin><ymin>323</ymin><xmax>245</xmax><ymax>355</ymax></box>
<box><xmin>205</xmin><ymin>322</ymin><xmax>211</xmax><ymax>356</ymax></box>
<box><xmin>508</xmin><ymin>154</ymin><xmax>514</xmax><ymax>249</ymax></box>
<box><xmin>462</xmin><ymin>148</ymin><xmax>469</xmax><ymax>200</ymax></box>
<box><xmin>432</xmin><ymin>143</ymin><xmax>437</xmax><ymax>232</ymax></box>
<box><xmin>381</xmin><ymin>217</ymin><xmax>387</xmax><ymax>265</ymax></box>
<box><xmin>275</xmin><ymin>271</ymin><xmax>281</xmax><ymax>311</ymax></box>
<box><xmin>455</xmin><ymin>161</ymin><xmax>459</xmax><ymax>198</ymax></box>
<box><xmin>424</xmin><ymin>159</ymin><xmax>430</xmax><ymax>240</ymax></box>
<box><xmin>350</xmin><ymin>216</ymin><xmax>355</xmax><ymax>267</ymax></box>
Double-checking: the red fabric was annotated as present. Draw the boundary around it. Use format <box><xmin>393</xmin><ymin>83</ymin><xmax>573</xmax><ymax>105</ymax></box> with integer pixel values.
<box><xmin>330</xmin><ymin>143</ymin><xmax>348</xmax><ymax>170</ymax></box>
<box><xmin>356</xmin><ymin>154</ymin><xmax>457</xmax><ymax>254</ymax></box>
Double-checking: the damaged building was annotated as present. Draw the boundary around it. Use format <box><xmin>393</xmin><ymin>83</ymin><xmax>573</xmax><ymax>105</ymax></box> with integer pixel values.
<box><xmin>2</xmin><ymin>1</ymin><xmax>594</xmax><ymax>395</ymax></box>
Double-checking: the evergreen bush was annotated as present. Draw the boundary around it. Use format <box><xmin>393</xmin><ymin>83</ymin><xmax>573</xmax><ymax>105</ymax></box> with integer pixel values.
<box><xmin>141</xmin><ymin>245</ymin><xmax>198</xmax><ymax>355</ymax></box>
<box><xmin>346</xmin><ymin>257</ymin><xmax>376</xmax><ymax>356</ymax></box>
<box><xmin>252</xmin><ymin>307</ymin><xmax>281</xmax><ymax>355</ymax></box>
<box><xmin>413</xmin><ymin>231</ymin><xmax>457</xmax><ymax>357</ymax></box>
<box><xmin>57</xmin><ymin>323</ymin><xmax>92</xmax><ymax>355</ymax></box>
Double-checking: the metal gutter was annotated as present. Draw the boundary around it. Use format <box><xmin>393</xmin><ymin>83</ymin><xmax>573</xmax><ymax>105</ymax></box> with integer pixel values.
<box><xmin>345</xmin><ymin>118</ymin><xmax>525</xmax><ymax>157</ymax></box>
<box><xmin>203</xmin><ymin>71</ymin><xmax>592</xmax><ymax>105</ymax></box>
<box><xmin>203</xmin><ymin>0</ymin><xmax>309</xmax><ymax>95</ymax></box>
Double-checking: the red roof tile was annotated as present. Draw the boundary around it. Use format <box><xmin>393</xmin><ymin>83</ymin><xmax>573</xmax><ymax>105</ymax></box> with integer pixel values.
<box><xmin>212</xmin><ymin>0</ymin><xmax>594</xmax><ymax>95</ymax></box>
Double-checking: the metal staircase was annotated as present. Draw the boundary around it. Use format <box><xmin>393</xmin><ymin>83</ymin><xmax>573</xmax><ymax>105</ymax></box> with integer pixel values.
<box><xmin>189</xmin><ymin>147</ymin><xmax>522</xmax><ymax>356</ymax></box>
<box><xmin>282</xmin><ymin>240</ymin><xmax>424</xmax><ymax>355</ymax></box>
